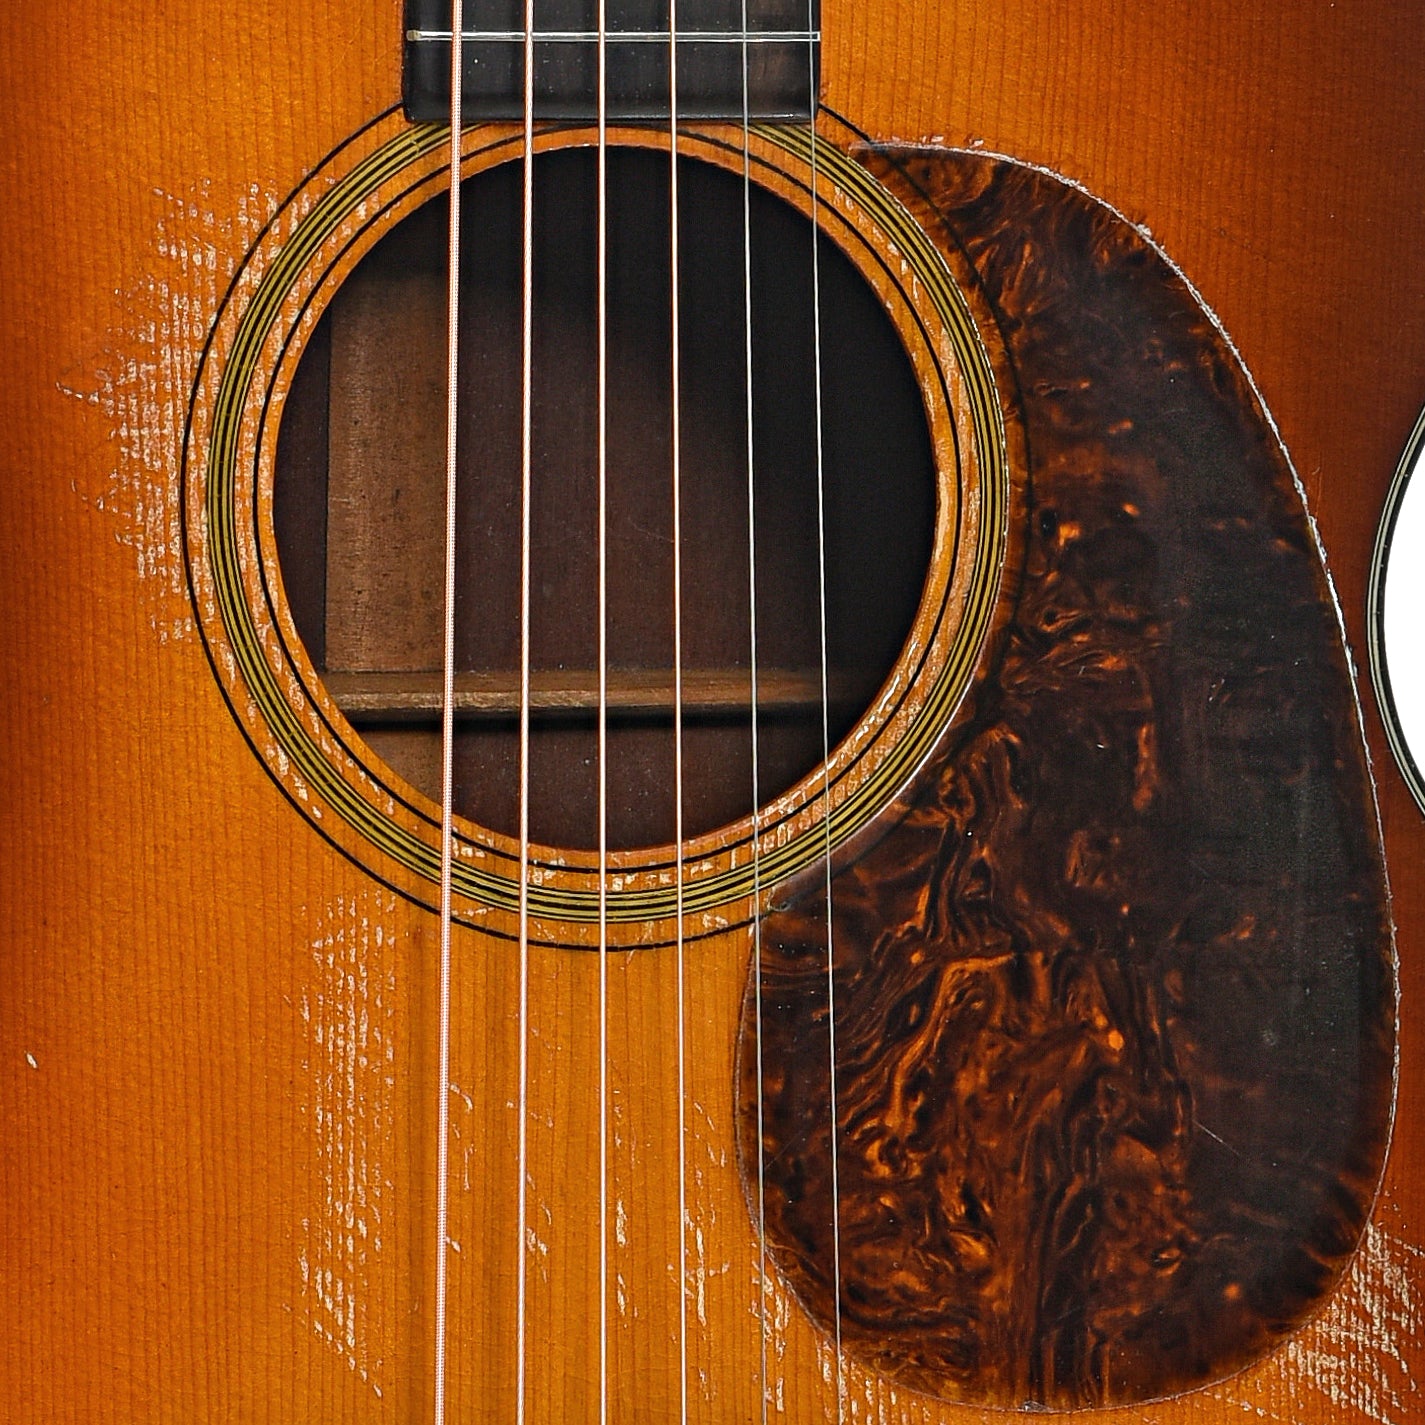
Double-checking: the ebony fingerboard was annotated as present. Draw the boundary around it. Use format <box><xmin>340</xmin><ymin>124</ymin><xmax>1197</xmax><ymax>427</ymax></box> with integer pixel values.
<box><xmin>403</xmin><ymin>0</ymin><xmax>819</xmax><ymax>121</ymax></box>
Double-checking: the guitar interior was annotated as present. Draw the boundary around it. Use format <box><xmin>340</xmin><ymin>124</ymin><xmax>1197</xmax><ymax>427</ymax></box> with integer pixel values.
<box><xmin>273</xmin><ymin>145</ymin><xmax>936</xmax><ymax>850</ymax></box>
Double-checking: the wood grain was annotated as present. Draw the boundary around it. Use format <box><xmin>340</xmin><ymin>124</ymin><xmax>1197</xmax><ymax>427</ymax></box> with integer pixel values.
<box><xmin>2</xmin><ymin>3</ymin><xmax>1424</xmax><ymax>1423</ymax></box>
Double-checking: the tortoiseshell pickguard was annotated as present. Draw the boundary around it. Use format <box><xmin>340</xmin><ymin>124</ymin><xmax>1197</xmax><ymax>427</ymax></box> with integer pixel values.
<box><xmin>739</xmin><ymin>151</ymin><xmax>1395</xmax><ymax>1409</ymax></box>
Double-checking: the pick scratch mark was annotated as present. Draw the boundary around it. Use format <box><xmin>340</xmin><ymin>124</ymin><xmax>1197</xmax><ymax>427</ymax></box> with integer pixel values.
<box><xmin>60</xmin><ymin>180</ymin><xmax>276</xmax><ymax>645</ymax></box>
<box><xmin>1216</xmin><ymin>1220</ymin><xmax>1422</xmax><ymax>1424</ymax></box>
<box><xmin>1195</xmin><ymin>1118</ymin><xmax>1243</xmax><ymax>1158</ymax></box>
<box><xmin>297</xmin><ymin>890</ymin><xmax>399</xmax><ymax>1397</ymax></box>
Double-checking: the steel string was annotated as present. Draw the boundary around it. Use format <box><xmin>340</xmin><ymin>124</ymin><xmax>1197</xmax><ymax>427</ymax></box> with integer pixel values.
<box><xmin>738</xmin><ymin>3</ymin><xmax>771</xmax><ymax>1419</ymax></box>
<box><xmin>433</xmin><ymin>2</ymin><xmax>464</xmax><ymax>1419</ymax></box>
<box><xmin>596</xmin><ymin>1</ymin><xmax>611</xmax><ymax>1421</ymax></box>
<box><xmin>515</xmin><ymin>0</ymin><xmax>536</xmax><ymax>1420</ymax></box>
<box><xmin>669</xmin><ymin>3</ymin><xmax>691</xmax><ymax>1419</ymax></box>
<box><xmin>807</xmin><ymin>11</ymin><xmax>847</xmax><ymax>1412</ymax></box>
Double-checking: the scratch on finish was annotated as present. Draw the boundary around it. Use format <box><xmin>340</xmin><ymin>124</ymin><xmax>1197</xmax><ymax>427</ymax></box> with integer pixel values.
<box><xmin>59</xmin><ymin>180</ymin><xmax>275</xmax><ymax>644</ymax></box>
<box><xmin>296</xmin><ymin>890</ymin><xmax>399</xmax><ymax>1396</ymax></box>
<box><xmin>1214</xmin><ymin>1220</ymin><xmax>1422</xmax><ymax>1424</ymax></box>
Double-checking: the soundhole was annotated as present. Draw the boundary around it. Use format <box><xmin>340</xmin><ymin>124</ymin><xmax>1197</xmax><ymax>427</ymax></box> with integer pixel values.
<box><xmin>274</xmin><ymin>145</ymin><xmax>935</xmax><ymax>851</ymax></box>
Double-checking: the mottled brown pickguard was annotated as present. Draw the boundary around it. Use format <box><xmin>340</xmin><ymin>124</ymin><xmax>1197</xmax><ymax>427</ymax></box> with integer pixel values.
<box><xmin>738</xmin><ymin>152</ymin><xmax>1395</xmax><ymax>1409</ymax></box>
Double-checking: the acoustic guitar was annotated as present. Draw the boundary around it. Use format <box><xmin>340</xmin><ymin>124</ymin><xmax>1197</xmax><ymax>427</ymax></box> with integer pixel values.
<box><xmin>4</xmin><ymin>3</ymin><xmax>1424</xmax><ymax>1422</ymax></box>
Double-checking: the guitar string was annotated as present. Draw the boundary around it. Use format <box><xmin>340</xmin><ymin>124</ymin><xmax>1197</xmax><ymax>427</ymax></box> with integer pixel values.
<box><xmin>738</xmin><ymin>2</ymin><xmax>770</xmax><ymax>1420</ymax></box>
<box><xmin>808</xmin><ymin>8</ymin><xmax>847</xmax><ymax>1411</ymax></box>
<box><xmin>669</xmin><ymin>1</ymin><xmax>690</xmax><ymax>1419</ymax></box>
<box><xmin>438</xmin><ymin>19</ymin><xmax>819</xmax><ymax>1424</ymax></box>
<box><xmin>433</xmin><ymin>1</ymin><xmax>463</xmax><ymax>1420</ymax></box>
<box><xmin>596</xmin><ymin>0</ymin><xmax>610</xmax><ymax>1422</ymax></box>
<box><xmin>516</xmin><ymin>0</ymin><xmax>536</xmax><ymax>1420</ymax></box>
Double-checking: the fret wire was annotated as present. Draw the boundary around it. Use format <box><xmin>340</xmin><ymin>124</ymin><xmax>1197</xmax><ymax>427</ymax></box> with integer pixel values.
<box><xmin>408</xmin><ymin>28</ymin><xmax>819</xmax><ymax>42</ymax></box>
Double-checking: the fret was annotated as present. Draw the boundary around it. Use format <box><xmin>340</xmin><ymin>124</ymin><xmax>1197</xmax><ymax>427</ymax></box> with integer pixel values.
<box><xmin>403</xmin><ymin>0</ymin><xmax>820</xmax><ymax>122</ymax></box>
<box><xmin>407</xmin><ymin>30</ymin><xmax>818</xmax><ymax>44</ymax></box>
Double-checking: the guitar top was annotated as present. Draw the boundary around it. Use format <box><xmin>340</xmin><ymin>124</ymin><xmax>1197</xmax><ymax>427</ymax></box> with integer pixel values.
<box><xmin>3</xmin><ymin>3</ymin><xmax>1425</xmax><ymax>1422</ymax></box>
